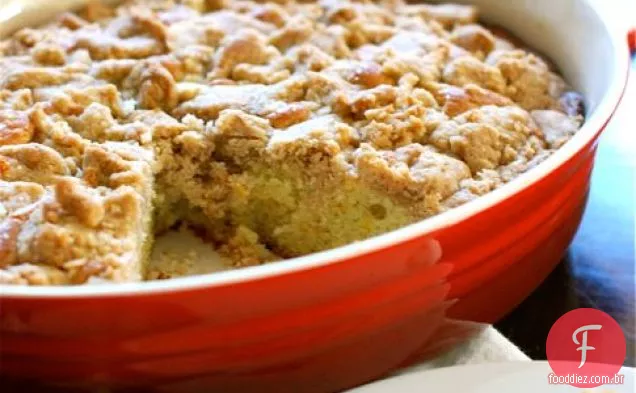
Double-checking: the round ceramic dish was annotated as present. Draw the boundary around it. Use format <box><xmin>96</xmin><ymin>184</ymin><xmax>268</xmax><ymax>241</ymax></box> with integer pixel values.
<box><xmin>1</xmin><ymin>0</ymin><xmax>634</xmax><ymax>391</ymax></box>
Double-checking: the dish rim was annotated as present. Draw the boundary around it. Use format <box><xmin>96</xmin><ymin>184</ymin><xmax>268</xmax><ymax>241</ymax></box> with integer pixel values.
<box><xmin>0</xmin><ymin>0</ymin><xmax>631</xmax><ymax>298</ymax></box>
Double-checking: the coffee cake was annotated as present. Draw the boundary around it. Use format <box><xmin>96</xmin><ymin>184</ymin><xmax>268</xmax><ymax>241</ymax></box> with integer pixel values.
<box><xmin>0</xmin><ymin>0</ymin><xmax>584</xmax><ymax>285</ymax></box>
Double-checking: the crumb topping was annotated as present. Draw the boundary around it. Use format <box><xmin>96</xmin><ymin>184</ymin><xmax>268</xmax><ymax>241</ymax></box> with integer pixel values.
<box><xmin>0</xmin><ymin>0</ymin><xmax>584</xmax><ymax>285</ymax></box>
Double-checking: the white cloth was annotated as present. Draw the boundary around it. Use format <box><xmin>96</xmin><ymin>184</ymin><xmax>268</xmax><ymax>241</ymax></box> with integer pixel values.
<box><xmin>393</xmin><ymin>326</ymin><xmax>530</xmax><ymax>377</ymax></box>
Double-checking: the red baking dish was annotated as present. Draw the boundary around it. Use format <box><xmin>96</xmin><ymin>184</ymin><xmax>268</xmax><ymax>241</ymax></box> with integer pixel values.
<box><xmin>0</xmin><ymin>0</ymin><xmax>634</xmax><ymax>391</ymax></box>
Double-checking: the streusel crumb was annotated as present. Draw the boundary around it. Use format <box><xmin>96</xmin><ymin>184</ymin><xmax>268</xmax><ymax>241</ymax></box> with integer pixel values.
<box><xmin>0</xmin><ymin>0</ymin><xmax>584</xmax><ymax>285</ymax></box>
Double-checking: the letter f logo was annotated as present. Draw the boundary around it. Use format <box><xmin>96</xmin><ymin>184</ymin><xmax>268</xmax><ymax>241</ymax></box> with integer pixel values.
<box><xmin>572</xmin><ymin>324</ymin><xmax>602</xmax><ymax>368</ymax></box>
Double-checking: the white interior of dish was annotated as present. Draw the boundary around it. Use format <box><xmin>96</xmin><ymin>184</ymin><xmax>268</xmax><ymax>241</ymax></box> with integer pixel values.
<box><xmin>0</xmin><ymin>0</ymin><xmax>630</xmax><ymax>296</ymax></box>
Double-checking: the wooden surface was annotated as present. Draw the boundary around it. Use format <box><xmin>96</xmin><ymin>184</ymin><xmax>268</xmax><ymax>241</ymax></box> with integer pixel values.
<box><xmin>496</xmin><ymin>56</ymin><xmax>636</xmax><ymax>366</ymax></box>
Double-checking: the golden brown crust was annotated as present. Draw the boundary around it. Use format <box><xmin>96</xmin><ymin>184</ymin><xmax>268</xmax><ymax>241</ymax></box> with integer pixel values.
<box><xmin>0</xmin><ymin>0</ymin><xmax>583</xmax><ymax>285</ymax></box>
<box><xmin>430</xmin><ymin>83</ymin><xmax>513</xmax><ymax>117</ymax></box>
<box><xmin>137</xmin><ymin>63</ymin><xmax>178</xmax><ymax>110</ymax></box>
<box><xmin>0</xmin><ymin>110</ymin><xmax>33</xmax><ymax>146</ymax></box>
<box><xmin>449</xmin><ymin>24</ymin><xmax>495</xmax><ymax>57</ymax></box>
<box><xmin>55</xmin><ymin>177</ymin><xmax>105</xmax><ymax>228</ymax></box>
<box><xmin>0</xmin><ymin>218</ymin><xmax>21</xmax><ymax>267</ymax></box>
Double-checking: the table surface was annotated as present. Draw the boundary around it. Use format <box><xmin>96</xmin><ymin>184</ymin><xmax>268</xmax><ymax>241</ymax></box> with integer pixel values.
<box><xmin>496</xmin><ymin>56</ymin><xmax>636</xmax><ymax>366</ymax></box>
